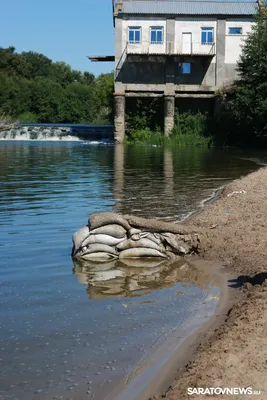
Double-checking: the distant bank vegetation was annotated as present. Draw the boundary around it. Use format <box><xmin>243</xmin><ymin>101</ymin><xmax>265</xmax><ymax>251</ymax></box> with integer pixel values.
<box><xmin>0</xmin><ymin>46</ymin><xmax>113</xmax><ymax>124</ymax></box>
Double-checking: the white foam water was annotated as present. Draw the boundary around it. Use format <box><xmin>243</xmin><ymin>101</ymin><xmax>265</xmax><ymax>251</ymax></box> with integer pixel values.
<box><xmin>0</xmin><ymin>131</ymin><xmax>81</xmax><ymax>141</ymax></box>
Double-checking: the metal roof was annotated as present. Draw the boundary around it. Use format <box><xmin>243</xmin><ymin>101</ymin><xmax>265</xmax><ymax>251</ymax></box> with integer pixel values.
<box><xmin>121</xmin><ymin>0</ymin><xmax>258</xmax><ymax>15</ymax></box>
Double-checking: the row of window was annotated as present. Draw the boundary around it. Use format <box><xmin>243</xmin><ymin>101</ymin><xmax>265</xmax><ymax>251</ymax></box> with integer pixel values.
<box><xmin>128</xmin><ymin>26</ymin><xmax>243</xmax><ymax>44</ymax></box>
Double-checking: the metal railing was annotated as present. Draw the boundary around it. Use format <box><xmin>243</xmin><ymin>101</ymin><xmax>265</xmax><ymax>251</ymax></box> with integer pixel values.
<box><xmin>126</xmin><ymin>41</ymin><xmax>215</xmax><ymax>56</ymax></box>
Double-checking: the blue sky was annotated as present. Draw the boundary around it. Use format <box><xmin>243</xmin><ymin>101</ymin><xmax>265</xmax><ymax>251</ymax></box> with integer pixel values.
<box><xmin>0</xmin><ymin>0</ymin><xmax>114</xmax><ymax>76</ymax></box>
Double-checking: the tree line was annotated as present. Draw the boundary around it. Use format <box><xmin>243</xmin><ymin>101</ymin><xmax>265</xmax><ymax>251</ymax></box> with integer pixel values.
<box><xmin>0</xmin><ymin>47</ymin><xmax>114</xmax><ymax>124</ymax></box>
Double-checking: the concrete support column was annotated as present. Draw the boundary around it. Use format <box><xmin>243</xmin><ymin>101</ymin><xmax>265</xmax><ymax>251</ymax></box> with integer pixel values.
<box><xmin>216</xmin><ymin>19</ymin><xmax>226</xmax><ymax>87</ymax></box>
<box><xmin>114</xmin><ymin>94</ymin><xmax>125</xmax><ymax>143</ymax></box>
<box><xmin>164</xmin><ymin>96</ymin><xmax>175</xmax><ymax>137</ymax></box>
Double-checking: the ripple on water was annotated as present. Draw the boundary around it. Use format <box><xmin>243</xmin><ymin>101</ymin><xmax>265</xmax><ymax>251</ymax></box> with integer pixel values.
<box><xmin>0</xmin><ymin>142</ymin><xmax>263</xmax><ymax>399</ymax></box>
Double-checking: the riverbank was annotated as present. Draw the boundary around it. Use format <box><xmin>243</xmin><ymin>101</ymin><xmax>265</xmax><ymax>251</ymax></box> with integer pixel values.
<box><xmin>153</xmin><ymin>166</ymin><xmax>267</xmax><ymax>400</ymax></box>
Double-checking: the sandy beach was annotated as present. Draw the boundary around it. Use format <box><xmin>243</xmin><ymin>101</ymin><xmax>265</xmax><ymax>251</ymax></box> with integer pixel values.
<box><xmin>152</xmin><ymin>166</ymin><xmax>267</xmax><ymax>400</ymax></box>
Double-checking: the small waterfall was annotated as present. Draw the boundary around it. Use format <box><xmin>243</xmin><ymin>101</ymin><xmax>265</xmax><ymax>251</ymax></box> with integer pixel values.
<box><xmin>0</xmin><ymin>126</ymin><xmax>80</xmax><ymax>141</ymax></box>
<box><xmin>0</xmin><ymin>124</ymin><xmax>114</xmax><ymax>141</ymax></box>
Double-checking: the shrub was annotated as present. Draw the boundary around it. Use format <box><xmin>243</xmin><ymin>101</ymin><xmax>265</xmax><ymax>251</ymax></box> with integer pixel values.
<box><xmin>126</xmin><ymin>111</ymin><xmax>212</xmax><ymax>147</ymax></box>
<box><xmin>18</xmin><ymin>112</ymin><xmax>38</xmax><ymax>123</ymax></box>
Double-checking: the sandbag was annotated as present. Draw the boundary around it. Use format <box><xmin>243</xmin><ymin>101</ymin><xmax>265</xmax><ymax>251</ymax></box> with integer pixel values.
<box><xmin>90</xmin><ymin>224</ymin><xmax>127</xmax><ymax>238</ymax></box>
<box><xmin>80</xmin><ymin>252</ymin><xmax>117</xmax><ymax>260</ymax></box>
<box><xmin>82</xmin><ymin>234</ymin><xmax>127</xmax><ymax>248</ymax></box>
<box><xmin>140</xmin><ymin>232</ymin><xmax>162</xmax><ymax>245</ymax></box>
<box><xmin>161</xmin><ymin>233</ymin><xmax>190</xmax><ymax>255</ymax></box>
<box><xmin>72</xmin><ymin>225</ymin><xmax>90</xmax><ymax>254</ymax></box>
<box><xmin>118</xmin><ymin>248</ymin><xmax>167</xmax><ymax>259</ymax></box>
<box><xmin>128</xmin><ymin>228</ymin><xmax>142</xmax><ymax>237</ymax></box>
<box><xmin>116</xmin><ymin>237</ymin><xmax>162</xmax><ymax>251</ymax></box>
<box><xmin>82</xmin><ymin>243</ymin><xmax>118</xmax><ymax>256</ymax></box>
<box><xmin>89</xmin><ymin>212</ymin><xmax>131</xmax><ymax>231</ymax></box>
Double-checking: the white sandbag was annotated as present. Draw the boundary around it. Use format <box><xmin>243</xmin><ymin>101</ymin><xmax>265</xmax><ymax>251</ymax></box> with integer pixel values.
<box><xmin>90</xmin><ymin>224</ymin><xmax>127</xmax><ymax>238</ymax></box>
<box><xmin>89</xmin><ymin>212</ymin><xmax>131</xmax><ymax>231</ymax></box>
<box><xmin>82</xmin><ymin>234</ymin><xmax>127</xmax><ymax>248</ymax></box>
<box><xmin>128</xmin><ymin>228</ymin><xmax>142</xmax><ymax>237</ymax></box>
<box><xmin>72</xmin><ymin>225</ymin><xmax>90</xmax><ymax>253</ymax></box>
<box><xmin>82</xmin><ymin>243</ymin><xmax>118</xmax><ymax>256</ymax></box>
<box><xmin>119</xmin><ymin>248</ymin><xmax>167</xmax><ymax>259</ymax></box>
<box><xmin>81</xmin><ymin>252</ymin><xmax>117</xmax><ymax>260</ymax></box>
<box><xmin>131</xmin><ymin>233</ymin><xmax>141</xmax><ymax>241</ymax></box>
<box><xmin>73</xmin><ymin>225</ymin><xmax>90</xmax><ymax>248</ymax></box>
<box><xmin>140</xmin><ymin>232</ymin><xmax>162</xmax><ymax>245</ymax></box>
<box><xmin>116</xmin><ymin>237</ymin><xmax>162</xmax><ymax>251</ymax></box>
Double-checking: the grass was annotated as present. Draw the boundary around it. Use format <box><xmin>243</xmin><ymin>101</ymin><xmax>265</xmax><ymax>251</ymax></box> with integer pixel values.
<box><xmin>126</xmin><ymin>112</ymin><xmax>213</xmax><ymax>147</ymax></box>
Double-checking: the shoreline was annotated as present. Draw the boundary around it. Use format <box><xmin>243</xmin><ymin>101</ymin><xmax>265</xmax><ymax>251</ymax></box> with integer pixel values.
<box><xmin>152</xmin><ymin>166</ymin><xmax>267</xmax><ymax>400</ymax></box>
<box><xmin>127</xmin><ymin>260</ymin><xmax>239</xmax><ymax>400</ymax></box>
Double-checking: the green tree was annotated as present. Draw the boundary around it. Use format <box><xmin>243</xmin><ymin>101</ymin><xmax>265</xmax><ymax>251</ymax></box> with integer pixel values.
<box><xmin>92</xmin><ymin>72</ymin><xmax>114</xmax><ymax>123</ymax></box>
<box><xmin>30</xmin><ymin>77</ymin><xmax>64</xmax><ymax>122</ymax></box>
<box><xmin>0</xmin><ymin>46</ymin><xmax>113</xmax><ymax>124</ymax></box>
<box><xmin>60</xmin><ymin>82</ymin><xmax>95</xmax><ymax>123</ymax></box>
<box><xmin>222</xmin><ymin>6</ymin><xmax>267</xmax><ymax>145</ymax></box>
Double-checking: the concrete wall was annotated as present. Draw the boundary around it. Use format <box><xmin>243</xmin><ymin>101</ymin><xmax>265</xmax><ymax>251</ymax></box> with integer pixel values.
<box><xmin>175</xmin><ymin>17</ymin><xmax>217</xmax><ymax>59</ymax></box>
<box><xmin>115</xmin><ymin>14</ymin><xmax>254</xmax><ymax>92</ymax></box>
<box><xmin>224</xmin><ymin>17</ymin><xmax>254</xmax><ymax>84</ymax></box>
<box><xmin>122</xmin><ymin>17</ymin><xmax>167</xmax><ymax>54</ymax></box>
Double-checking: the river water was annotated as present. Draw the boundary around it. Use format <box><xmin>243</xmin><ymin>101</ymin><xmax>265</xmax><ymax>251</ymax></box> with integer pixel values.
<box><xmin>0</xmin><ymin>141</ymin><xmax>265</xmax><ymax>400</ymax></box>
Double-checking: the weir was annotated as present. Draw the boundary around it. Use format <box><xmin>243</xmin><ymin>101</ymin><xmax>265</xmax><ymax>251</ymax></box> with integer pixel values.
<box><xmin>0</xmin><ymin>123</ymin><xmax>114</xmax><ymax>140</ymax></box>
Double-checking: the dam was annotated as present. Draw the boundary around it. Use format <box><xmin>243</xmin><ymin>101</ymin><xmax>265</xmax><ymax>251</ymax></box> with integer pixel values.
<box><xmin>0</xmin><ymin>123</ymin><xmax>114</xmax><ymax>140</ymax></box>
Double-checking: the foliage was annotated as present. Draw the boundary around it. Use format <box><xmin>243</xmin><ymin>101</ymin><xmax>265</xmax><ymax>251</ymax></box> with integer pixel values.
<box><xmin>220</xmin><ymin>6</ymin><xmax>267</xmax><ymax>146</ymax></box>
<box><xmin>126</xmin><ymin>111</ymin><xmax>212</xmax><ymax>147</ymax></box>
<box><xmin>126</xmin><ymin>98</ymin><xmax>162</xmax><ymax>137</ymax></box>
<box><xmin>0</xmin><ymin>111</ymin><xmax>17</xmax><ymax>131</ymax></box>
<box><xmin>0</xmin><ymin>47</ymin><xmax>114</xmax><ymax>124</ymax></box>
<box><xmin>18</xmin><ymin>112</ymin><xmax>38</xmax><ymax>123</ymax></box>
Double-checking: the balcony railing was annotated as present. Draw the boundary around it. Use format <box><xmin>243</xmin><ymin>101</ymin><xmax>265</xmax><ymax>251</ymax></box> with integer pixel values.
<box><xmin>126</xmin><ymin>41</ymin><xmax>215</xmax><ymax>56</ymax></box>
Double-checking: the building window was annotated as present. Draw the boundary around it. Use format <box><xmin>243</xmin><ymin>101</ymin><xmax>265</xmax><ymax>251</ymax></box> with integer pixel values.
<box><xmin>228</xmin><ymin>27</ymin><xmax>242</xmax><ymax>35</ymax></box>
<box><xmin>201</xmin><ymin>27</ymin><xmax>213</xmax><ymax>44</ymax></box>
<box><xmin>180</xmin><ymin>62</ymin><xmax>191</xmax><ymax>74</ymax></box>
<box><xmin>150</xmin><ymin>26</ymin><xmax>164</xmax><ymax>44</ymax></box>
<box><xmin>128</xmin><ymin>26</ymin><xmax>141</xmax><ymax>43</ymax></box>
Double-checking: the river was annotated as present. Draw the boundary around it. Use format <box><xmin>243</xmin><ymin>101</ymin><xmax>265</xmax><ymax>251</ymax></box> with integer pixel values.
<box><xmin>0</xmin><ymin>140</ymin><xmax>265</xmax><ymax>400</ymax></box>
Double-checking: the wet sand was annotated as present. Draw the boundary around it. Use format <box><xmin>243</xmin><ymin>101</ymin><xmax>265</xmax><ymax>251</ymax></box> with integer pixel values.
<box><xmin>153</xmin><ymin>166</ymin><xmax>267</xmax><ymax>400</ymax></box>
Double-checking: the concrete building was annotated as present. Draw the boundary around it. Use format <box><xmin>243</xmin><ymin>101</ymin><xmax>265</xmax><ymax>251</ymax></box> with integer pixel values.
<box><xmin>90</xmin><ymin>0</ymin><xmax>259</xmax><ymax>142</ymax></box>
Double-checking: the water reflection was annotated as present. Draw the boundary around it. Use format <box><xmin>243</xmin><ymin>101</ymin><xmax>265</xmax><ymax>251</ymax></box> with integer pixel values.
<box><xmin>73</xmin><ymin>258</ymin><xmax>212</xmax><ymax>299</ymax></box>
<box><xmin>112</xmin><ymin>144</ymin><xmax>260</xmax><ymax>220</ymax></box>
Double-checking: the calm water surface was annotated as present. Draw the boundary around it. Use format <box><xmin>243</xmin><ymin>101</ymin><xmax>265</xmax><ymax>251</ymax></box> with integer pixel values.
<box><xmin>0</xmin><ymin>141</ymin><xmax>265</xmax><ymax>400</ymax></box>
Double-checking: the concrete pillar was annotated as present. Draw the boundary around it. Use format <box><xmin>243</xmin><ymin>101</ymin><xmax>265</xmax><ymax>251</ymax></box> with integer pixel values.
<box><xmin>114</xmin><ymin>94</ymin><xmax>125</xmax><ymax>143</ymax></box>
<box><xmin>216</xmin><ymin>19</ymin><xmax>226</xmax><ymax>87</ymax></box>
<box><xmin>164</xmin><ymin>96</ymin><xmax>175</xmax><ymax>137</ymax></box>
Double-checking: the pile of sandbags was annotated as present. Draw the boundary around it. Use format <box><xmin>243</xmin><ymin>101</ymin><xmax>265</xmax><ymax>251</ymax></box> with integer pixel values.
<box><xmin>72</xmin><ymin>212</ymin><xmax>200</xmax><ymax>261</ymax></box>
